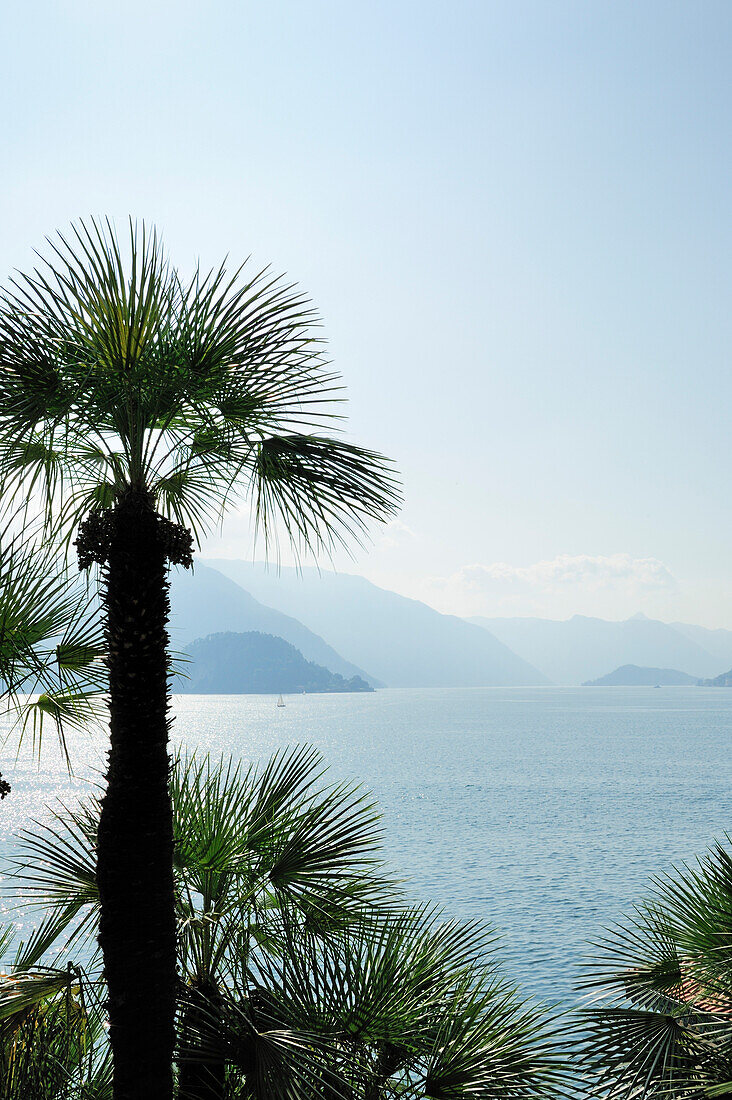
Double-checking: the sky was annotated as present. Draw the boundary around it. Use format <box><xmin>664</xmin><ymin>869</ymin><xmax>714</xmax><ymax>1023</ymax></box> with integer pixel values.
<box><xmin>2</xmin><ymin>1</ymin><xmax>730</xmax><ymax>627</ymax></box>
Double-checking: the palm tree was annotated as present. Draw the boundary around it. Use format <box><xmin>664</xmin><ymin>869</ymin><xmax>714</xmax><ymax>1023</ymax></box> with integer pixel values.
<box><xmin>0</xmin><ymin>218</ymin><xmax>400</xmax><ymax>1099</ymax></box>
<box><xmin>3</xmin><ymin>746</ymin><xmax>565</xmax><ymax>1100</ymax></box>
<box><xmin>576</xmin><ymin>840</ymin><xmax>732</xmax><ymax>1097</ymax></box>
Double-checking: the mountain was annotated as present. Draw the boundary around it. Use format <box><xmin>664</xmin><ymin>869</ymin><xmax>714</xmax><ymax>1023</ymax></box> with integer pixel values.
<box><xmin>169</xmin><ymin>564</ymin><xmax>379</xmax><ymax>686</ymax></box>
<box><xmin>698</xmin><ymin>668</ymin><xmax>732</xmax><ymax>687</ymax></box>
<box><xmin>671</xmin><ymin>623</ymin><xmax>732</xmax><ymax>671</ymax></box>
<box><xmin>202</xmin><ymin>561</ymin><xmax>549</xmax><ymax>688</ymax></box>
<box><xmin>583</xmin><ymin>664</ymin><xmax>698</xmax><ymax>687</ymax></box>
<box><xmin>176</xmin><ymin>632</ymin><xmax>373</xmax><ymax>694</ymax></box>
<box><xmin>468</xmin><ymin>614</ymin><xmax>723</xmax><ymax>685</ymax></box>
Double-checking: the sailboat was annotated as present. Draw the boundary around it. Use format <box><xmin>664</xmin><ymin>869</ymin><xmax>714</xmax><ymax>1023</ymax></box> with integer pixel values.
<box><xmin>277</xmin><ymin>694</ymin><xmax>286</xmax><ymax>708</ymax></box>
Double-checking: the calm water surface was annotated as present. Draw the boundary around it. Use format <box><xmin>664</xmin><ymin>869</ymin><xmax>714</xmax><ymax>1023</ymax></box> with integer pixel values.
<box><xmin>1</xmin><ymin>686</ymin><xmax>731</xmax><ymax>1006</ymax></box>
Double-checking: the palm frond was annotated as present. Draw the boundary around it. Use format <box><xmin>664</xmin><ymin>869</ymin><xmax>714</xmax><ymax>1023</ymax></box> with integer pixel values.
<box><xmin>576</xmin><ymin>838</ymin><xmax>732</xmax><ymax>1097</ymax></box>
<box><xmin>245</xmin><ymin>904</ymin><xmax>563</xmax><ymax>1099</ymax></box>
<box><xmin>6</xmin><ymin>795</ymin><xmax>101</xmax><ymax>965</ymax></box>
<box><xmin>575</xmin><ymin>1005</ymin><xmax>725</xmax><ymax>1099</ymax></box>
<box><xmin>422</xmin><ymin>975</ymin><xmax>563</xmax><ymax>1099</ymax></box>
<box><xmin>252</xmin><ymin>433</ymin><xmax>401</xmax><ymax>560</ymax></box>
<box><xmin>253</xmin><ymin>904</ymin><xmax>493</xmax><ymax>1043</ymax></box>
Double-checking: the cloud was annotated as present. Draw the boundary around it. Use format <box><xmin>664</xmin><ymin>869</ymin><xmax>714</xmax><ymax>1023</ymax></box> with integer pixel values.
<box><xmin>425</xmin><ymin>553</ymin><xmax>677</xmax><ymax>618</ymax></box>
<box><xmin>449</xmin><ymin>553</ymin><xmax>676</xmax><ymax>593</ymax></box>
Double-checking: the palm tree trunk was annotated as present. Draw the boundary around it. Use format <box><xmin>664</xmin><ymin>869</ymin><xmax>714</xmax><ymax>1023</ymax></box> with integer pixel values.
<box><xmin>94</xmin><ymin>489</ymin><xmax>178</xmax><ymax>1100</ymax></box>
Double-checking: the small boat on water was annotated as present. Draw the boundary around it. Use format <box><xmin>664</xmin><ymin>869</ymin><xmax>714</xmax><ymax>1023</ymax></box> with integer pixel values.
<box><xmin>277</xmin><ymin>694</ymin><xmax>286</xmax><ymax>708</ymax></box>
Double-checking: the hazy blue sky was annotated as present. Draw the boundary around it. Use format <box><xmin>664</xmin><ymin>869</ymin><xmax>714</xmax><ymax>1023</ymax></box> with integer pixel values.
<box><xmin>3</xmin><ymin>1</ymin><xmax>730</xmax><ymax>626</ymax></box>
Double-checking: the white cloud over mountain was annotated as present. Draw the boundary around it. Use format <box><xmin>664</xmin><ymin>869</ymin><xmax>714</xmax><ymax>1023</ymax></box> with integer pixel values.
<box><xmin>423</xmin><ymin>553</ymin><xmax>677</xmax><ymax>619</ymax></box>
<box><xmin>453</xmin><ymin>553</ymin><xmax>675</xmax><ymax>591</ymax></box>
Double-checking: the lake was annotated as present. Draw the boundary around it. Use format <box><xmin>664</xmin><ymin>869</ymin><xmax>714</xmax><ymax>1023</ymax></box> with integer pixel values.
<box><xmin>1</xmin><ymin>686</ymin><xmax>731</xmax><ymax>1007</ymax></box>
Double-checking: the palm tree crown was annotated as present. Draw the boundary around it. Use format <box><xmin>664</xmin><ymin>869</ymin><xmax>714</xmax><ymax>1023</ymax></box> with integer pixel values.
<box><xmin>0</xmin><ymin>217</ymin><xmax>400</xmax><ymax>548</ymax></box>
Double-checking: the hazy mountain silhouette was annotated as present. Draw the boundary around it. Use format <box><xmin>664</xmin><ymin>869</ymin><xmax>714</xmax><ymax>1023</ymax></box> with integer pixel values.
<box><xmin>670</xmin><ymin>622</ymin><xmax>732</xmax><ymax>671</ymax></box>
<box><xmin>469</xmin><ymin>613</ymin><xmax>722</xmax><ymax>684</ymax></box>
<box><xmin>583</xmin><ymin>664</ymin><xmax>698</xmax><ymax>687</ymax></box>
<box><xmin>169</xmin><ymin>564</ymin><xmax>379</xmax><ymax>685</ymax></box>
<box><xmin>201</xmin><ymin>561</ymin><xmax>548</xmax><ymax>687</ymax></box>
<box><xmin>175</xmin><ymin>632</ymin><xmax>373</xmax><ymax>694</ymax></box>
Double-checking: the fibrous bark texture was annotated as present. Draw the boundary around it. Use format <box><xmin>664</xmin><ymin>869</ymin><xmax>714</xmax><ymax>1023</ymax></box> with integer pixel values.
<box><xmin>80</xmin><ymin>489</ymin><xmax>185</xmax><ymax>1100</ymax></box>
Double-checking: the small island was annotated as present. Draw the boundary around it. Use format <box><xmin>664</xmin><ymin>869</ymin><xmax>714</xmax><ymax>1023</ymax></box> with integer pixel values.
<box><xmin>175</xmin><ymin>631</ymin><xmax>374</xmax><ymax>694</ymax></box>
<box><xmin>583</xmin><ymin>664</ymin><xmax>697</xmax><ymax>687</ymax></box>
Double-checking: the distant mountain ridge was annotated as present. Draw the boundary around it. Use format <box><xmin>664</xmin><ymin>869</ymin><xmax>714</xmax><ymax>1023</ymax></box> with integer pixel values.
<box><xmin>201</xmin><ymin>560</ymin><xmax>549</xmax><ymax>687</ymax></box>
<box><xmin>469</xmin><ymin>613</ymin><xmax>726</xmax><ymax>685</ymax></box>
<box><xmin>671</xmin><ymin>623</ymin><xmax>732</xmax><ymax>671</ymax></box>
<box><xmin>175</xmin><ymin>561</ymin><xmax>729</xmax><ymax>690</ymax></box>
<box><xmin>169</xmin><ymin>564</ymin><xmax>379</xmax><ymax>686</ymax></box>
<box><xmin>583</xmin><ymin>664</ymin><xmax>698</xmax><ymax>687</ymax></box>
<box><xmin>176</xmin><ymin>632</ymin><xmax>373</xmax><ymax>694</ymax></box>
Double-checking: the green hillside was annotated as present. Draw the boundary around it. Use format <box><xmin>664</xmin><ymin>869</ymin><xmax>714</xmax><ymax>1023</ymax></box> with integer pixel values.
<box><xmin>176</xmin><ymin>631</ymin><xmax>374</xmax><ymax>694</ymax></box>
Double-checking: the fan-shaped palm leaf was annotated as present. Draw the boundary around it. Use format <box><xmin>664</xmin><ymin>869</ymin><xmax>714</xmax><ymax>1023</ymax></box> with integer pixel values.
<box><xmin>422</xmin><ymin>973</ymin><xmax>562</xmax><ymax>1100</ymax></box>
<box><xmin>576</xmin><ymin>839</ymin><xmax>732</xmax><ymax>1097</ymax></box>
